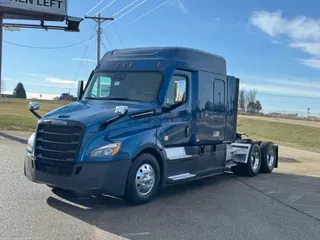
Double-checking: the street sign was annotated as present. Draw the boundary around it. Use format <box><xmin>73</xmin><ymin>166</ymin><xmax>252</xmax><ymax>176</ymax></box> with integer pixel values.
<box><xmin>0</xmin><ymin>0</ymin><xmax>67</xmax><ymax>21</ymax></box>
<box><xmin>4</xmin><ymin>25</ymin><xmax>20</xmax><ymax>31</ymax></box>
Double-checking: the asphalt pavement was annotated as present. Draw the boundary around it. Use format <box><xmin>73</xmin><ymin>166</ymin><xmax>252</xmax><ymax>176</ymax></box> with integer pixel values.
<box><xmin>0</xmin><ymin>133</ymin><xmax>319</xmax><ymax>240</ymax></box>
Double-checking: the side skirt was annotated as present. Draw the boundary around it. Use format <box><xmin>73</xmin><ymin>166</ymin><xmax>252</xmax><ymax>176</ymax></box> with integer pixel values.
<box><xmin>164</xmin><ymin>167</ymin><xmax>227</xmax><ymax>186</ymax></box>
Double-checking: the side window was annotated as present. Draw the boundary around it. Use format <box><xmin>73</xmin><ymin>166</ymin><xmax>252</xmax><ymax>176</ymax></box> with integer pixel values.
<box><xmin>214</xmin><ymin>80</ymin><xmax>225</xmax><ymax>112</ymax></box>
<box><xmin>91</xmin><ymin>76</ymin><xmax>111</xmax><ymax>97</ymax></box>
<box><xmin>164</xmin><ymin>75</ymin><xmax>187</xmax><ymax>107</ymax></box>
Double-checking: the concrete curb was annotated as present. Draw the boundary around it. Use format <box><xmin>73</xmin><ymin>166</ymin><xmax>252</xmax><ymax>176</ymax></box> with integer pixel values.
<box><xmin>0</xmin><ymin>131</ymin><xmax>33</xmax><ymax>144</ymax></box>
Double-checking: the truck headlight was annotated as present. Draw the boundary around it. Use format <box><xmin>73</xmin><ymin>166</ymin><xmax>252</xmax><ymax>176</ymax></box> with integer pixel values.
<box><xmin>90</xmin><ymin>142</ymin><xmax>121</xmax><ymax>157</ymax></box>
<box><xmin>26</xmin><ymin>133</ymin><xmax>36</xmax><ymax>153</ymax></box>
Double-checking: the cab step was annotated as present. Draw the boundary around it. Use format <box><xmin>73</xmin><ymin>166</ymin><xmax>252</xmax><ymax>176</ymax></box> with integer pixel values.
<box><xmin>168</xmin><ymin>173</ymin><xmax>196</xmax><ymax>181</ymax></box>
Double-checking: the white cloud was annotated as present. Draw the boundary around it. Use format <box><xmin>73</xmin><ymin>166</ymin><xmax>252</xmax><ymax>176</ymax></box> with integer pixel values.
<box><xmin>22</xmin><ymin>73</ymin><xmax>44</xmax><ymax>78</ymax></box>
<box><xmin>289</xmin><ymin>42</ymin><xmax>320</xmax><ymax>56</ymax></box>
<box><xmin>250</xmin><ymin>10</ymin><xmax>284</xmax><ymax>37</ymax></box>
<box><xmin>250</xmin><ymin>10</ymin><xmax>320</xmax><ymax>69</ymax></box>
<box><xmin>251</xmin><ymin>10</ymin><xmax>320</xmax><ymax>40</ymax></box>
<box><xmin>27</xmin><ymin>82</ymin><xmax>77</xmax><ymax>89</ymax></box>
<box><xmin>243</xmin><ymin>75</ymin><xmax>320</xmax><ymax>89</ymax></box>
<box><xmin>240</xmin><ymin>82</ymin><xmax>320</xmax><ymax>98</ymax></box>
<box><xmin>3</xmin><ymin>77</ymin><xmax>12</xmax><ymax>81</ymax></box>
<box><xmin>298</xmin><ymin>58</ymin><xmax>320</xmax><ymax>69</ymax></box>
<box><xmin>46</xmin><ymin>77</ymin><xmax>77</xmax><ymax>85</ymax></box>
<box><xmin>71</xmin><ymin>58</ymin><xmax>96</xmax><ymax>62</ymax></box>
<box><xmin>176</xmin><ymin>0</ymin><xmax>188</xmax><ymax>14</ymax></box>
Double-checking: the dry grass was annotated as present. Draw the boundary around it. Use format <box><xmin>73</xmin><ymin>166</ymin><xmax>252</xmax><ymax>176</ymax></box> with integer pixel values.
<box><xmin>1</xmin><ymin>98</ymin><xmax>319</xmax><ymax>153</ymax></box>
<box><xmin>0</xmin><ymin>98</ymin><xmax>68</xmax><ymax>131</ymax></box>
<box><xmin>238</xmin><ymin>117</ymin><xmax>320</xmax><ymax>154</ymax></box>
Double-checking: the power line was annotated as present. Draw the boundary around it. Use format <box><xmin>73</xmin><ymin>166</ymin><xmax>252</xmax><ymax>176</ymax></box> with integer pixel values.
<box><xmin>111</xmin><ymin>23</ymin><xmax>124</xmax><ymax>48</ymax></box>
<box><xmin>101</xmin><ymin>38</ymin><xmax>109</xmax><ymax>51</ymax></box>
<box><xmin>85</xmin><ymin>0</ymin><xmax>106</xmax><ymax>16</ymax></box>
<box><xmin>122</xmin><ymin>0</ymin><xmax>173</xmax><ymax>28</ymax></box>
<box><xmin>112</xmin><ymin>0</ymin><xmax>139</xmax><ymax>17</ymax></box>
<box><xmin>94</xmin><ymin>0</ymin><xmax>118</xmax><ymax>16</ymax></box>
<box><xmin>103</xmin><ymin>0</ymin><xmax>148</xmax><ymax>28</ymax></box>
<box><xmin>3</xmin><ymin>36</ymin><xmax>95</xmax><ymax>49</ymax></box>
<box><xmin>101</xmin><ymin>32</ymin><xmax>112</xmax><ymax>49</ymax></box>
<box><xmin>73</xmin><ymin>34</ymin><xmax>95</xmax><ymax>83</ymax></box>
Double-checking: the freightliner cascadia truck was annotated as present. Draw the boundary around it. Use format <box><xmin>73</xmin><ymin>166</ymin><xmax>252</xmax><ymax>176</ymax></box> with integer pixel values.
<box><xmin>25</xmin><ymin>47</ymin><xmax>278</xmax><ymax>205</ymax></box>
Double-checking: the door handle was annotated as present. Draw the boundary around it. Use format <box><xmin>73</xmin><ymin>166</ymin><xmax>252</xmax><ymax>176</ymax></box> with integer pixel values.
<box><xmin>185</xmin><ymin>126</ymin><xmax>190</xmax><ymax>137</ymax></box>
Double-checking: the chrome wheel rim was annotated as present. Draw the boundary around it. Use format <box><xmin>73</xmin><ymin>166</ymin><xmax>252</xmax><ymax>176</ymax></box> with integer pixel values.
<box><xmin>251</xmin><ymin>148</ymin><xmax>260</xmax><ymax>172</ymax></box>
<box><xmin>267</xmin><ymin>146</ymin><xmax>275</xmax><ymax>167</ymax></box>
<box><xmin>135</xmin><ymin>164</ymin><xmax>155</xmax><ymax>196</ymax></box>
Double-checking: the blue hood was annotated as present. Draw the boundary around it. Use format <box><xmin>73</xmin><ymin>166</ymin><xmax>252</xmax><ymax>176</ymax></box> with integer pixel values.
<box><xmin>43</xmin><ymin>100</ymin><xmax>155</xmax><ymax>126</ymax></box>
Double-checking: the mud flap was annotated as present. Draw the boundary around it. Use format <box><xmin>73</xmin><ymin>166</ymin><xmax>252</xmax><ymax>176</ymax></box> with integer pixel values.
<box><xmin>274</xmin><ymin>144</ymin><xmax>279</xmax><ymax>168</ymax></box>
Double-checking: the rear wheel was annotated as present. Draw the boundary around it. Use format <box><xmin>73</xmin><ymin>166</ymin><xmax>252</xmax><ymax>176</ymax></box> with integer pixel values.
<box><xmin>260</xmin><ymin>142</ymin><xmax>276</xmax><ymax>173</ymax></box>
<box><xmin>232</xmin><ymin>143</ymin><xmax>261</xmax><ymax>177</ymax></box>
<box><xmin>125</xmin><ymin>154</ymin><xmax>160</xmax><ymax>205</ymax></box>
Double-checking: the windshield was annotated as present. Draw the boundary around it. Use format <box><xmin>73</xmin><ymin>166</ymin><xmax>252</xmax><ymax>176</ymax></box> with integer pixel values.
<box><xmin>84</xmin><ymin>72</ymin><xmax>163</xmax><ymax>102</ymax></box>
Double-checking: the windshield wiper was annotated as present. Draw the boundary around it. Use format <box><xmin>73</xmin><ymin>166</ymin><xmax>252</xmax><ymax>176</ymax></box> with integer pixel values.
<box><xmin>103</xmin><ymin>97</ymin><xmax>132</xmax><ymax>101</ymax></box>
<box><xmin>84</xmin><ymin>97</ymin><xmax>98</xmax><ymax>100</ymax></box>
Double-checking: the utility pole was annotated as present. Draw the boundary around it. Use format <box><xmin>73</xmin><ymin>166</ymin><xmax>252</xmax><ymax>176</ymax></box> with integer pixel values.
<box><xmin>85</xmin><ymin>14</ymin><xmax>114</xmax><ymax>64</ymax></box>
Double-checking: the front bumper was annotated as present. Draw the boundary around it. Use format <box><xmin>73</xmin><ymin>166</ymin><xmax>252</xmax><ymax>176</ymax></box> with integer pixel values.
<box><xmin>24</xmin><ymin>154</ymin><xmax>132</xmax><ymax>196</ymax></box>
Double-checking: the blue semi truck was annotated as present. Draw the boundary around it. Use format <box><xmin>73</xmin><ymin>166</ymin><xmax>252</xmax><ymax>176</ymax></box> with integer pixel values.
<box><xmin>24</xmin><ymin>47</ymin><xmax>278</xmax><ymax>204</ymax></box>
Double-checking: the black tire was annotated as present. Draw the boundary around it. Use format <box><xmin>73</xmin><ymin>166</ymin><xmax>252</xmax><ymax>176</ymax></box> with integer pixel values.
<box><xmin>260</xmin><ymin>142</ymin><xmax>276</xmax><ymax>173</ymax></box>
<box><xmin>231</xmin><ymin>143</ymin><xmax>261</xmax><ymax>177</ymax></box>
<box><xmin>125</xmin><ymin>153</ymin><xmax>160</xmax><ymax>205</ymax></box>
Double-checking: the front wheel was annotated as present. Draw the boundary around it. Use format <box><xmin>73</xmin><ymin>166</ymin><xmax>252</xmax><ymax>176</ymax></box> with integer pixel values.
<box><xmin>125</xmin><ymin>154</ymin><xmax>160</xmax><ymax>205</ymax></box>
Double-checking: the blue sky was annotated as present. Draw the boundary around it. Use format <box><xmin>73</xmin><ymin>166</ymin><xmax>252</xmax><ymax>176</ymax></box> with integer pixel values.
<box><xmin>3</xmin><ymin>0</ymin><xmax>320</xmax><ymax>113</ymax></box>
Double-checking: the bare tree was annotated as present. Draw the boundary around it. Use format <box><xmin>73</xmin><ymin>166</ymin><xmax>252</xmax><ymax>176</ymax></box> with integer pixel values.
<box><xmin>245</xmin><ymin>89</ymin><xmax>258</xmax><ymax>107</ymax></box>
<box><xmin>239</xmin><ymin>89</ymin><xmax>246</xmax><ymax>112</ymax></box>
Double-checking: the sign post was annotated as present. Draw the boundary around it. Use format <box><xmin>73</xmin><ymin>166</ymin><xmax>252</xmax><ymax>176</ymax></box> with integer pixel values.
<box><xmin>0</xmin><ymin>14</ymin><xmax>2</xmax><ymax>97</ymax></box>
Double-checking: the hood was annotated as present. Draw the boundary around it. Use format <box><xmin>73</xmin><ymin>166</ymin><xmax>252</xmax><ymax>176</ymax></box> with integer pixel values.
<box><xmin>43</xmin><ymin>100</ymin><xmax>155</xmax><ymax>126</ymax></box>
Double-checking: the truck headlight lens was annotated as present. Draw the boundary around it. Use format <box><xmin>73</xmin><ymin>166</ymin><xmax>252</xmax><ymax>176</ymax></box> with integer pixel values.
<box><xmin>26</xmin><ymin>133</ymin><xmax>36</xmax><ymax>153</ymax></box>
<box><xmin>90</xmin><ymin>142</ymin><xmax>121</xmax><ymax>157</ymax></box>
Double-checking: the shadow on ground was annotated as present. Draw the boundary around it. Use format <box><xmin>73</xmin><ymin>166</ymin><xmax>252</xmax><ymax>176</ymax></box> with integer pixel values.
<box><xmin>279</xmin><ymin>157</ymin><xmax>301</xmax><ymax>163</ymax></box>
<box><xmin>47</xmin><ymin>172</ymin><xmax>320</xmax><ymax>239</ymax></box>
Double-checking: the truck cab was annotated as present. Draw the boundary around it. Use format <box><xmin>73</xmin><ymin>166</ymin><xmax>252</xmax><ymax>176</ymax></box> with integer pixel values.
<box><xmin>25</xmin><ymin>47</ymin><xmax>278</xmax><ymax>204</ymax></box>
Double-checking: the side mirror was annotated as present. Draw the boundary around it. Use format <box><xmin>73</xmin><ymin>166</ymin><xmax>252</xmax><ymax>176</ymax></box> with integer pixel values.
<box><xmin>115</xmin><ymin>106</ymin><xmax>129</xmax><ymax>116</ymax></box>
<box><xmin>77</xmin><ymin>81</ymin><xmax>84</xmax><ymax>100</ymax></box>
<box><xmin>28</xmin><ymin>102</ymin><xmax>41</xmax><ymax>119</ymax></box>
<box><xmin>174</xmin><ymin>80</ymin><xmax>186</xmax><ymax>104</ymax></box>
<box><xmin>29</xmin><ymin>102</ymin><xmax>40</xmax><ymax>111</ymax></box>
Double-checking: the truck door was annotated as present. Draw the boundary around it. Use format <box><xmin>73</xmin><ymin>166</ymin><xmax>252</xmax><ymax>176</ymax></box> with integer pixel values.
<box><xmin>195</xmin><ymin>75</ymin><xmax>227</xmax><ymax>173</ymax></box>
<box><xmin>212</xmin><ymin>79</ymin><xmax>227</xmax><ymax>140</ymax></box>
<box><xmin>196</xmin><ymin>74</ymin><xmax>226</xmax><ymax>143</ymax></box>
<box><xmin>158</xmin><ymin>69</ymin><xmax>192</xmax><ymax>147</ymax></box>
